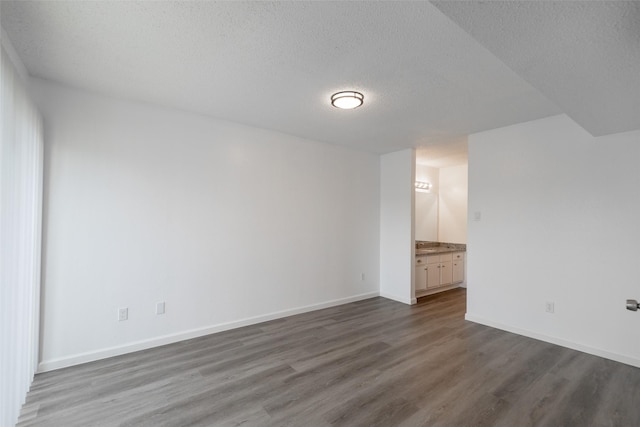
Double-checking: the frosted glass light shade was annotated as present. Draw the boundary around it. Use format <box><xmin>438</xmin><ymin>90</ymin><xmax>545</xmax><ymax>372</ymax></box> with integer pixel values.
<box><xmin>331</xmin><ymin>91</ymin><xmax>364</xmax><ymax>109</ymax></box>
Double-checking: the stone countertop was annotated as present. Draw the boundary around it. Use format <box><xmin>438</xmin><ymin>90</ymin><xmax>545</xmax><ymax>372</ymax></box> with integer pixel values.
<box><xmin>415</xmin><ymin>242</ymin><xmax>466</xmax><ymax>256</ymax></box>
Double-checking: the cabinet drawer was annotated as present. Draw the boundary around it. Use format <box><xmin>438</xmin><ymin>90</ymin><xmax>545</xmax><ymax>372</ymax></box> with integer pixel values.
<box><xmin>416</xmin><ymin>256</ymin><xmax>428</xmax><ymax>266</ymax></box>
<box><xmin>439</xmin><ymin>253</ymin><xmax>453</xmax><ymax>262</ymax></box>
<box><xmin>426</xmin><ymin>255</ymin><xmax>440</xmax><ymax>264</ymax></box>
<box><xmin>452</xmin><ymin>252</ymin><xmax>465</xmax><ymax>261</ymax></box>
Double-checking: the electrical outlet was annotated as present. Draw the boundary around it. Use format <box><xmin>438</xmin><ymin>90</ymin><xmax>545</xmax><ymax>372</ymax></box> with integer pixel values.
<box><xmin>545</xmin><ymin>302</ymin><xmax>555</xmax><ymax>314</ymax></box>
<box><xmin>118</xmin><ymin>307</ymin><xmax>128</xmax><ymax>321</ymax></box>
<box><xmin>473</xmin><ymin>211</ymin><xmax>482</xmax><ymax>221</ymax></box>
<box><xmin>156</xmin><ymin>302</ymin><xmax>165</xmax><ymax>315</ymax></box>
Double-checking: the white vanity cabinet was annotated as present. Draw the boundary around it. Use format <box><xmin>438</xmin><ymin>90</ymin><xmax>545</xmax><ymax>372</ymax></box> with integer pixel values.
<box><xmin>415</xmin><ymin>251</ymin><xmax>465</xmax><ymax>295</ymax></box>
<box><xmin>432</xmin><ymin>253</ymin><xmax>452</xmax><ymax>288</ymax></box>
<box><xmin>452</xmin><ymin>252</ymin><xmax>465</xmax><ymax>284</ymax></box>
<box><xmin>415</xmin><ymin>259</ymin><xmax>428</xmax><ymax>292</ymax></box>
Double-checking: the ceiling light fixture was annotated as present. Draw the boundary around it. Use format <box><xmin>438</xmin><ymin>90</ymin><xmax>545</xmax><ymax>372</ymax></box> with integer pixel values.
<box><xmin>331</xmin><ymin>91</ymin><xmax>364</xmax><ymax>110</ymax></box>
<box><xmin>415</xmin><ymin>181</ymin><xmax>432</xmax><ymax>191</ymax></box>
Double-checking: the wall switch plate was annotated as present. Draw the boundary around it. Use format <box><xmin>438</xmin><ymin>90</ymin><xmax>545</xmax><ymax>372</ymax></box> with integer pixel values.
<box><xmin>361</xmin><ymin>273</ymin><xmax>365</xmax><ymax>281</ymax></box>
<box><xmin>118</xmin><ymin>307</ymin><xmax>128</xmax><ymax>321</ymax></box>
<box><xmin>545</xmin><ymin>302</ymin><xmax>555</xmax><ymax>313</ymax></box>
<box><xmin>156</xmin><ymin>302</ymin><xmax>165</xmax><ymax>315</ymax></box>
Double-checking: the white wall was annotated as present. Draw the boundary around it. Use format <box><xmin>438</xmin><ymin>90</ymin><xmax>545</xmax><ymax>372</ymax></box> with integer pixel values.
<box><xmin>30</xmin><ymin>79</ymin><xmax>381</xmax><ymax>371</ymax></box>
<box><xmin>467</xmin><ymin>114</ymin><xmax>640</xmax><ymax>367</ymax></box>
<box><xmin>415</xmin><ymin>163</ymin><xmax>439</xmax><ymax>192</ymax></box>
<box><xmin>380</xmin><ymin>149</ymin><xmax>415</xmax><ymax>304</ymax></box>
<box><xmin>414</xmin><ymin>162</ymin><xmax>468</xmax><ymax>244</ymax></box>
<box><xmin>415</xmin><ymin>164</ymin><xmax>439</xmax><ymax>241</ymax></box>
<box><xmin>438</xmin><ymin>165</ymin><xmax>468</xmax><ymax>244</ymax></box>
<box><xmin>415</xmin><ymin>192</ymin><xmax>438</xmax><ymax>241</ymax></box>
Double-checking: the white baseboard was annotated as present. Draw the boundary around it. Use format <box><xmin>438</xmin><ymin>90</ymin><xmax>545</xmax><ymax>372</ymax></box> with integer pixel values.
<box><xmin>415</xmin><ymin>283</ymin><xmax>462</xmax><ymax>298</ymax></box>
<box><xmin>38</xmin><ymin>291</ymin><xmax>380</xmax><ymax>373</ymax></box>
<box><xmin>465</xmin><ymin>313</ymin><xmax>640</xmax><ymax>369</ymax></box>
<box><xmin>379</xmin><ymin>292</ymin><xmax>414</xmax><ymax>305</ymax></box>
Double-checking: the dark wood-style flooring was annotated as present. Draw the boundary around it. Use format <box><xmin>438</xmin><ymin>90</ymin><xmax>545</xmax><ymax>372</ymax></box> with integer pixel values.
<box><xmin>18</xmin><ymin>289</ymin><xmax>640</xmax><ymax>426</ymax></box>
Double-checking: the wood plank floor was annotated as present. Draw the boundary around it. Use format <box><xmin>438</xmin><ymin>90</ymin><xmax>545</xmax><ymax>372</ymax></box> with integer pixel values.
<box><xmin>18</xmin><ymin>289</ymin><xmax>640</xmax><ymax>426</ymax></box>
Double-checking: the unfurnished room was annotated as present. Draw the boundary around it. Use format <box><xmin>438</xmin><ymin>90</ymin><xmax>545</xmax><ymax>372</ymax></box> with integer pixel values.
<box><xmin>2</xmin><ymin>1</ymin><xmax>640</xmax><ymax>426</ymax></box>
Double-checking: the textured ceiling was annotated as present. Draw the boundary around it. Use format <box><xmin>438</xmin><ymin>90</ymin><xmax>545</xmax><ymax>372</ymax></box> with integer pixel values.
<box><xmin>416</xmin><ymin>138</ymin><xmax>468</xmax><ymax>169</ymax></box>
<box><xmin>432</xmin><ymin>0</ymin><xmax>640</xmax><ymax>137</ymax></box>
<box><xmin>1</xmin><ymin>2</ymin><xmax>634</xmax><ymax>165</ymax></box>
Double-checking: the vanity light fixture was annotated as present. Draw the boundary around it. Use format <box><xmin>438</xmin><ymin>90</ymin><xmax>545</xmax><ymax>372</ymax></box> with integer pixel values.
<box><xmin>331</xmin><ymin>91</ymin><xmax>364</xmax><ymax>109</ymax></box>
<box><xmin>415</xmin><ymin>181</ymin><xmax>432</xmax><ymax>191</ymax></box>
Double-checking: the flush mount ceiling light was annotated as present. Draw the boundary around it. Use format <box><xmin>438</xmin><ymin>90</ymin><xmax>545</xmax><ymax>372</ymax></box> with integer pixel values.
<box><xmin>331</xmin><ymin>91</ymin><xmax>364</xmax><ymax>109</ymax></box>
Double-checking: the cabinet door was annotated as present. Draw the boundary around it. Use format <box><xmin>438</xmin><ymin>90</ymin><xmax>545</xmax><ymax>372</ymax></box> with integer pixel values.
<box><xmin>415</xmin><ymin>264</ymin><xmax>428</xmax><ymax>292</ymax></box>
<box><xmin>452</xmin><ymin>260</ymin><xmax>464</xmax><ymax>283</ymax></box>
<box><xmin>426</xmin><ymin>264</ymin><xmax>441</xmax><ymax>289</ymax></box>
<box><xmin>440</xmin><ymin>261</ymin><xmax>453</xmax><ymax>286</ymax></box>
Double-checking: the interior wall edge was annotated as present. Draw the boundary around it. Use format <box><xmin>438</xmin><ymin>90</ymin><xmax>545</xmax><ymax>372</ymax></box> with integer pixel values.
<box><xmin>0</xmin><ymin>26</ymin><xmax>29</xmax><ymax>81</ymax></box>
<box><xmin>379</xmin><ymin>292</ymin><xmax>415</xmax><ymax>305</ymax></box>
<box><xmin>465</xmin><ymin>313</ymin><xmax>640</xmax><ymax>369</ymax></box>
<box><xmin>38</xmin><ymin>291</ymin><xmax>380</xmax><ymax>373</ymax></box>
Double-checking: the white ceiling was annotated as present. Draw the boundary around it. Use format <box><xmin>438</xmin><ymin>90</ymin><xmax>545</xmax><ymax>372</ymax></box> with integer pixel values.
<box><xmin>1</xmin><ymin>1</ymin><xmax>637</xmax><ymax>166</ymax></box>
<box><xmin>432</xmin><ymin>1</ymin><xmax>640</xmax><ymax>137</ymax></box>
<box><xmin>416</xmin><ymin>137</ymin><xmax>468</xmax><ymax>169</ymax></box>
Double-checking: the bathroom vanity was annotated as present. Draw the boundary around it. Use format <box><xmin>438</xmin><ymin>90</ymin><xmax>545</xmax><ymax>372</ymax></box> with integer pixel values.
<box><xmin>415</xmin><ymin>242</ymin><xmax>466</xmax><ymax>297</ymax></box>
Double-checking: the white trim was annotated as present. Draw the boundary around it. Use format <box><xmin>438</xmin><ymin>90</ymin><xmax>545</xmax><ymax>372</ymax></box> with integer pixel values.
<box><xmin>415</xmin><ymin>283</ymin><xmax>462</xmax><ymax>298</ymax></box>
<box><xmin>380</xmin><ymin>292</ymin><xmax>414</xmax><ymax>305</ymax></box>
<box><xmin>465</xmin><ymin>313</ymin><xmax>640</xmax><ymax>369</ymax></box>
<box><xmin>38</xmin><ymin>291</ymin><xmax>379</xmax><ymax>372</ymax></box>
